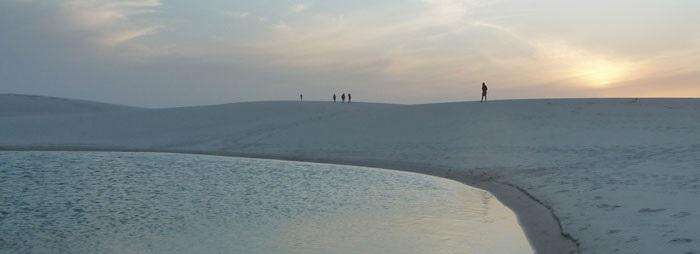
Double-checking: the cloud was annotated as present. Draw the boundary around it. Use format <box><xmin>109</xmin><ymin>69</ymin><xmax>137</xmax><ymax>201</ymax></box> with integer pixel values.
<box><xmin>99</xmin><ymin>26</ymin><xmax>162</xmax><ymax>46</ymax></box>
<box><xmin>290</xmin><ymin>3</ymin><xmax>307</xmax><ymax>13</ymax></box>
<box><xmin>59</xmin><ymin>0</ymin><xmax>162</xmax><ymax>46</ymax></box>
<box><xmin>61</xmin><ymin>0</ymin><xmax>161</xmax><ymax>27</ymax></box>
<box><xmin>223</xmin><ymin>10</ymin><xmax>250</xmax><ymax>19</ymax></box>
<box><xmin>246</xmin><ymin>0</ymin><xmax>699</xmax><ymax>98</ymax></box>
<box><xmin>247</xmin><ymin>1</ymin><xmax>519</xmax><ymax>87</ymax></box>
<box><xmin>421</xmin><ymin>0</ymin><xmax>470</xmax><ymax>25</ymax></box>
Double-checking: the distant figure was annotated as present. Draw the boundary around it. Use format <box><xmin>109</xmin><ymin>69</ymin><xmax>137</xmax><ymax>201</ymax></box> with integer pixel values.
<box><xmin>300</xmin><ymin>93</ymin><xmax>303</xmax><ymax>102</ymax></box>
<box><xmin>333</xmin><ymin>93</ymin><xmax>337</xmax><ymax>103</ymax></box>
<box><xmin>481</xmin><ymin>82</ymin><xmax>488</xmax><ymax>103</ymax></box>
<box><xmin>341</xmin><ymin>93</ymin><xmax>346</xmax><ymax>103</ymax></box>
<box><xmin>348</xmin><ymin>93</ymin><xmax>352</xmax><ymax>103</ymax></box>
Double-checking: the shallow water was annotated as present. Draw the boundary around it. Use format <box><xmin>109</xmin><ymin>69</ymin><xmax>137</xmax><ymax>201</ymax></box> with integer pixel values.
<box><xmin>0</xmin><ymin>151</ymin><xmax>532</xmax><ymax>254</ymax></box>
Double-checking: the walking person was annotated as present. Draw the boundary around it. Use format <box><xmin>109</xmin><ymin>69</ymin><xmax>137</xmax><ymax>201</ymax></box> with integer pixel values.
<box><xmin>480</xmin><ymin>82</ymin><xmax>488</xmax><ymax>103</ymax></box>
<box><xmin>341</xmin><ymin>93</ymin><xmax>346</xmax><ymax>103</ymax></box>
<box><xmin>300</xmin><ymin>93</ymin><xmax>303</xmax><ymax>102</ymax></box>
<box><xmin>348</xmin><ymin>93</ymin><xmax>351</xmax><ymax>103</ymax></box>
<box><xmin>333</xmin><ymin>93</ymin><xmax>337</xmax><ymax>103</ymax></box>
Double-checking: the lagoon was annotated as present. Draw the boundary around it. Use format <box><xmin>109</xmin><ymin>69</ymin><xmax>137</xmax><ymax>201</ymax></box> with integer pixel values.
<box><xmin>0</xmin><ymin>151</ymin><xmax>532</xmax><ymax>254</ymax></box>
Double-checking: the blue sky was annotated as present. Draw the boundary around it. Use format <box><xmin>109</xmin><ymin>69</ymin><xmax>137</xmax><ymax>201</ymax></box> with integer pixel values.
<box><xmin>1</xmin><ymin>0</ymin><xmax>699</xmax><ymax>107</ymax></box>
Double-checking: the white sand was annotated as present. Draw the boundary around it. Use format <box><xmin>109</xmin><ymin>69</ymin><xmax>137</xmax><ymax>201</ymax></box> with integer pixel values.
<box><xmin>1</xmin><ymin>94</ymin><xmax>699</xmax><ymax>253</ymax></box>
<box><xmin>0</xmin><ymin>93</ymin><xmax>136</xmax><ymax>117</ymax></box>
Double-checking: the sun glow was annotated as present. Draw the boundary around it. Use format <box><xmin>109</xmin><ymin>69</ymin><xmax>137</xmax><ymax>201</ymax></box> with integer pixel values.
<box><xmin>575</xmin><ymin>60</ymin><xmax>631</xmax><ymax>88</ymax></box>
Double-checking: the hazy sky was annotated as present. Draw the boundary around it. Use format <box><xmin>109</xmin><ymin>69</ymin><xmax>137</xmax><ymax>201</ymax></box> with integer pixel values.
<box><xmin>1</xmin><ymin>0</ymin><xmax>699</xmax><ymax>107</ymax></box>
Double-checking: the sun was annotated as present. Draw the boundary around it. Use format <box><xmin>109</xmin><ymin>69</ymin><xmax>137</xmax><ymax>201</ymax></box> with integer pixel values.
<box><xmin>576</xmin><ymin>60</ymin><xmax>631</xmax><ymax>88</ymax></box>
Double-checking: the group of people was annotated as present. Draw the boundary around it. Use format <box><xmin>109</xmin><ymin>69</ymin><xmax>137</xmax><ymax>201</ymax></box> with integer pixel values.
<box><xmin>300</xmin><ymin>82</ymin><xmax>487</xmax><ymax>103</ymax></box>
<box><xmin>332</xmin><ymin>93</ymin><xmax>351</xmax><ymax>103</ymax></box>
<box><xmin>298</xmin><ymin>93</ymin><xmax>352</xmax><ymax>103</ymax></box>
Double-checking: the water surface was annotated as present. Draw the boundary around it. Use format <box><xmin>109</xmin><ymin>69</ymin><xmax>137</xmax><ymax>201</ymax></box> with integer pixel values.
<box><xmin>0</xmin><ymin>151</ymin><xmax>532</xmax><ymax>254</ymax></box>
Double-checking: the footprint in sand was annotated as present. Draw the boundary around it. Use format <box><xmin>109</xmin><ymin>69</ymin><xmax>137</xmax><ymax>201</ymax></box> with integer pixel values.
<box><xmin>668</xmin><ymin>238</ymin><xmax>693</xmax><ymax>244</ymax></box>
<box><xmin>671</xmin><ymin>211</ymin><xmax>691</xmax><ymax>218</ymax></box>
<box><xmin>597</xmin><ymin>203</ymin><xmax>622</xmax><ymax>211</ymax></box>
<box><xmin>638</xmin><ymin>208</ymin><xmax>667</xmax><ymax>213</ymax></box>
<box><xmin>625</xmin><ymin>236</ymin><xmax>639</xmax><ymax>243</ymax></box>
<box><xmin>607</xmin><ymin>229</ymin><xmax>621</xmax><ymax>234</ymax></box>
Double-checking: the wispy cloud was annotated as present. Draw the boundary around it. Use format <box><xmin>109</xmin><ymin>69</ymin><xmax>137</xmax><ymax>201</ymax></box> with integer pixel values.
<box><xmin>223</xmin><ymin>10</ymin><xmax>250</xmax><ymax>19</ymax></box>
<box><xmin>248</xmin><ymin>1</ymin><xmax>510</xmax><ymax>84</ymax></box>
<box><xmin>245</xmin><ymin>0</ymin><xmax>688</xmax><ymax>93</ymax></box>
<box><xmin>59</xmin><ymin>0</ymin><xmax>162</xmax><ymax>46</ymax></box>
<box><xmin>290</xmin><ymin>3</ymin><xmax>307</xmax><ymax>13</ymax></box>
<box><xmin>99</xmin><ymin>26</ymin><xmax>162</xmax><ymax>46</ymax></box>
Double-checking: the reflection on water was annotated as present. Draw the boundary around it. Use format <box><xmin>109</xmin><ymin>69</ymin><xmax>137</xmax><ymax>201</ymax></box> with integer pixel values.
<box><xmin>0</xmin><ymin>152</ymin><xmax>532</xmax><ymax>254</ymax></box>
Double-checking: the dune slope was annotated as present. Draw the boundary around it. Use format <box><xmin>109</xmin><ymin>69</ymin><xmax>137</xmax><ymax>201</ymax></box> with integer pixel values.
<box><xmin>0</xmin><ymin>94</ymin><xmax>139</xmax><ymax>117</ymax></box>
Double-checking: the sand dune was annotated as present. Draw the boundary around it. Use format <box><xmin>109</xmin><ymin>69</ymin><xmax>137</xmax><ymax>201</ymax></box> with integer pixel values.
<box><xmin>1</xmin><ymin>95</ymin><xmax>699</xmax><ymax>253</ymax></box>
<box><xmin>0</xmin><ymin>94</ymin><xmax>139</xmax><ymax>117</ymax></box>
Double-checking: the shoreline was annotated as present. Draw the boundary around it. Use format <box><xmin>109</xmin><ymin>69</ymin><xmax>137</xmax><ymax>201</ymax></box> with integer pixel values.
<box><xmin>1</xmin><ymin>147</ymin><xmax>579</xmax><ymax>254</ymax></box>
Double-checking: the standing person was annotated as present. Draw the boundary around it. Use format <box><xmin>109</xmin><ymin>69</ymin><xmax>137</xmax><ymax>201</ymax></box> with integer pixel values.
<box><xmin>300</xmin><ymin>93</ymin><xmax>303</xmax><ymax>102</ymax></box>
<box><xmin>341</xmin><ymin>93</ymin><xmax>346</xmax><ymax>103</ymax></box>
<box><xmin>481</xmin><ymin>82</ymin><xmax>488</xmax><ymax>103</ymax></box>
<box><xmin>333</xmin><ymin>93</ymin><xmax>337</xmax><ymax>103</ymax></box>
<box><xmin>348</xmin><ymin>93</ymin><xmax>351</xmax><ymax>103</ymax></box>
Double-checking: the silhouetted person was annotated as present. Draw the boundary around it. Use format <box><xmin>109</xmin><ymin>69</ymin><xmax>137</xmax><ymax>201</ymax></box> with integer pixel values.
<box><xmin>348</xmin><ymin>93</ymin><xmax>351</xmax><ymax>103</ymax></box>
<box><xmin>481</xmin><ymin>82</ymin><xmax>488</xmax><ymax>103</ymax></box>
<box><xmin>333</xmin><ymin>94</ymin><xmax>337</xmax><ymax>103</ymax></box>
<box><xmin>300</xmin><ymin>93</ymin><xmax>303</xmax><ymax>102</ymax></box>
<box><xmin>341</xmin><ymin>93</ymin><xmax>346</xmax><ymax>103</ymax></box>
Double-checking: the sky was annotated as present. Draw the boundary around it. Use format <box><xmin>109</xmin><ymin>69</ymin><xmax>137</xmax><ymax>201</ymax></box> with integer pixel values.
<box><xmin>1</xmin><ymin>0</ymin><xmax>699</xmax><ymax>107</ymax></box>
